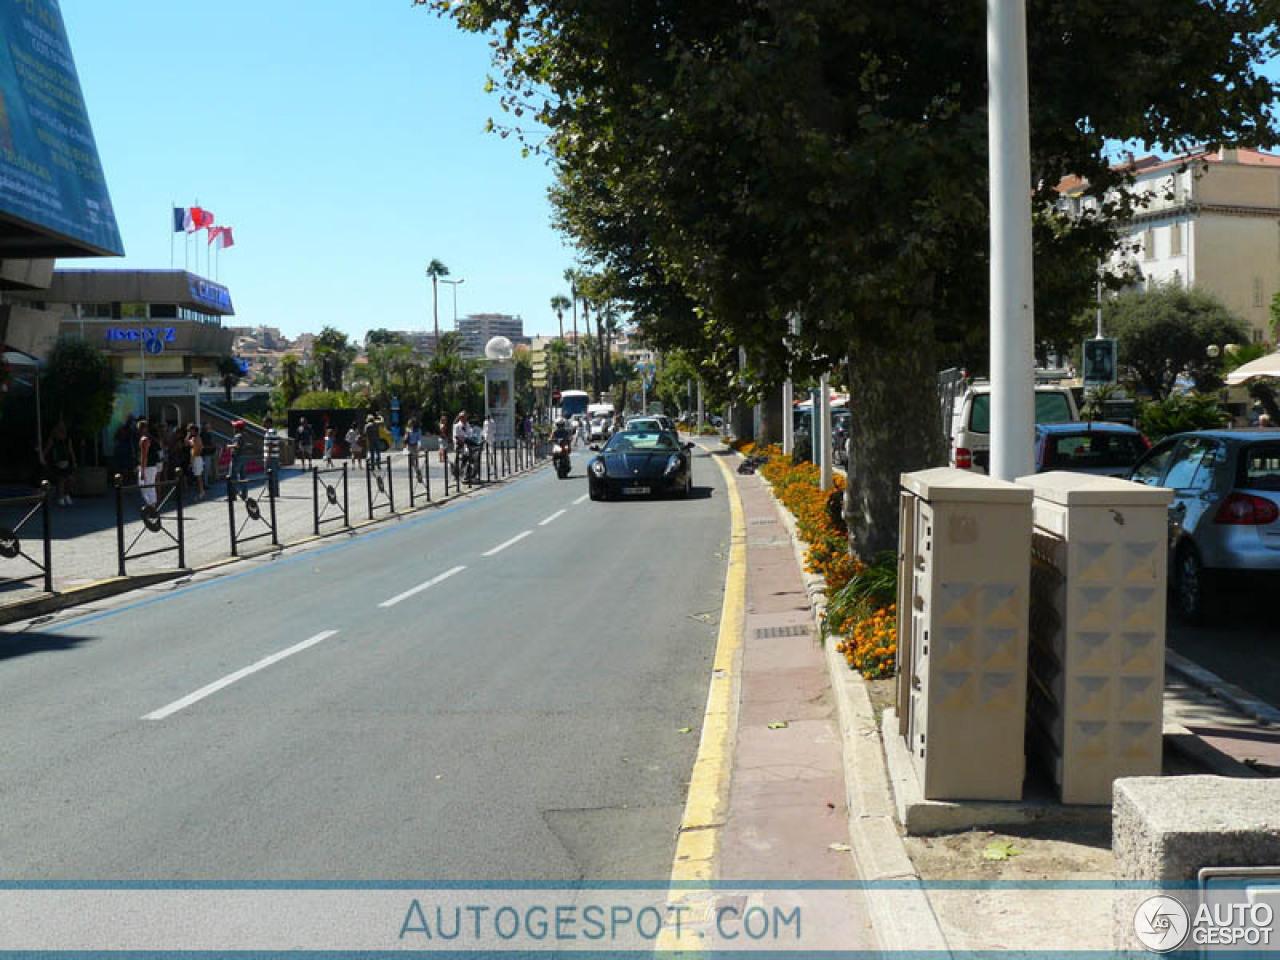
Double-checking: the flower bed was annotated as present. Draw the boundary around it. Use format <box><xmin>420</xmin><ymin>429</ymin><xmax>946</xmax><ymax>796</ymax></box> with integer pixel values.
<box><xmin>742</xmin><ymin>442</ymin><xmax>897</xmax><ymax>679</ymax></box>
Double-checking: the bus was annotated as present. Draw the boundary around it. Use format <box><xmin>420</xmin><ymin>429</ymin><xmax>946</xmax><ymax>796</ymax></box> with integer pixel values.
<box><xmin>558</xmin><ymin>389</ymin><xmax>590</xmax><ymax>420</ymax></box>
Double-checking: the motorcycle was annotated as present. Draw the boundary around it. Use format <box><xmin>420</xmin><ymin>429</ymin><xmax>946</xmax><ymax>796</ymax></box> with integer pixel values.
<box><xmin>552</xmin><ymin>440</ymin><xmax>571</xmax><ymax>479</ymax></box>
<box><xmin>453</xmin><ymin>437</ymin><xmax>484</xmax><ymax>484</ymax></box>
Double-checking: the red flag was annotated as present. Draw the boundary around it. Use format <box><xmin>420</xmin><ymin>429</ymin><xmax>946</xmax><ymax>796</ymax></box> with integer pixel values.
<box><xmin>188</xmin><ymin>207</ymin><xmax>215</xmax><ymax>232</ymax></box>
<box><xmin>210</xmin><ymin>225</ymin><xmax>235</xmax><ymax>250</ymax></box>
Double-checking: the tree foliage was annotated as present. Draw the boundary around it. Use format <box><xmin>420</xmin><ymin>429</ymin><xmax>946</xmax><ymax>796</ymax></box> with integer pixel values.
<box><xmin>42</xmin><ymin>338</ymin><xmax>117</xmax><ymax>438</ymax></box>
<box><xmin>313</xmin><ymin>326</ymin><xmax>357</xmax><ymax>392</ymax></box>
<box><xmin>424</xmin><ymin>0</ymin><xmax>1279</xmax><ymax>554</ymax></box>
<box><xmin>1105</xmin><ymin>285</ymin><xmax>1248</xmax><ymax>400</ymax></box>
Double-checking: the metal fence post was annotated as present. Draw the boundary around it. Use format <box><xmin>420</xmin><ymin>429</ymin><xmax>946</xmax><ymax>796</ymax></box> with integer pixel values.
<box><xmin>366</xmin><ymin>459</ymin><xmax>374</xmax><ymax>520</ymax></box>
<box><xmin>227</xmin><ymin>473</ymin><xmax>238</xmax><ymax>558</ymax></box>
<box><xmin>342</xmin><ymin>462</ymin><xmax>350</xmax><ymax>527</ymax></box>
<box><xmin>312</xmin><ymin>467</ymin><xmax>320</xmax><ymax>536</ymax></box>
<box><xmin>387</xmin><ymin>456</ymin><xmax>396</xmax><ymax>512</ymax></box>
<box><xmin>176</xmin><ymin>474</ymin><xmax>186</xmax><ymax>569</ymax></box>
<box><xmin>424</xmin><ymin>451</ymin><xmax>431</xmax><ymax>502</ymax></box>
<box><xmin>114</xmin><ymin>475</ymin><xmax>127</xmax><ymax>577</ymax></box>
<box><xmin>268</xmin><ymin>468</ymin><xmax>279</xmax><ymax>546</ymax></box>
<box><xmin>40</xmin><ymin>480</ymin><xmax>52</xmax><ymax>593</ymax></box>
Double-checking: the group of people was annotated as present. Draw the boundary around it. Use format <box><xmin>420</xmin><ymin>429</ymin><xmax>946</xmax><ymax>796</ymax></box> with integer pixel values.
<box><xmin>112</xmin><ymin>415</ymin><xmax>215</xmax><ymax>507</ymax></box>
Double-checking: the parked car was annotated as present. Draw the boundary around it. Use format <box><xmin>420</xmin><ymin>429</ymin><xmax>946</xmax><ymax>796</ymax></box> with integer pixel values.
<box><xmin>1126</xmin><ymin>429</ymin><xmax>1280</xmax><ymax>621</ymax></box>
<box><xmin>1034</xmin><ymin>422</ymin><xmax>1148</xmax><ymax>477</ymax></box>
<box><xmin>588</xmin><ymin>417</ymin><xmax>610</xmax><ymax>442</ymax></box>
<box><xmin>948</xmin><ymin>382</ymin><xmax>1079</xmax><ymax>473</ymax></box>
<box><xmin>587</xmin><ymin>429</ymin><xmax>694</xmax><ymax>500</ymax></box>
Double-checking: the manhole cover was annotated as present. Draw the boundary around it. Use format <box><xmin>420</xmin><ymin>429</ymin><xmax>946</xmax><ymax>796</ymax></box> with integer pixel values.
<box><xmin>754</xmin><ymin>624</ymin><xmax>810</xmax><ymax>639</ymax></box>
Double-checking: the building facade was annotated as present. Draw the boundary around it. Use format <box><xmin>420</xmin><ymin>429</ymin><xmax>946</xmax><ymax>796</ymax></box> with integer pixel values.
<box><xmin>456</xmin><ymin>313</ymin><xmax>526</xmax><ymax>358</ymax></box>
<box><xmin>1094</xmin><ymin>148</ymin><xmax>1280</xmax><ymax>344</ymax></box>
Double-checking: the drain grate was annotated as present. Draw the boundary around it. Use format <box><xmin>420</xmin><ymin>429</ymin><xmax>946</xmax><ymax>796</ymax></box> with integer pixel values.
<box><xmin>754</xmin><ymin>624</ymin><xmax>811</xmax><ymax>639</ymax></box>
<box><xmin>748</xmin><ymin>518</ymin><xmax>778</xmax><ymax>526</ymax></box>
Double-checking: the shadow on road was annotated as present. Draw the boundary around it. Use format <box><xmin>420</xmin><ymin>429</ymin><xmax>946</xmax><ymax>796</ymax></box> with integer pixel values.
<box><xmin>1168</xmin><ymin>583</ymin><xmax>1280</xmax><ymax>709</ymax></box>
<box><xmin>0</xmin><ymin>629</ymin><xmax>94</xmax><ymax>662</ymax></box>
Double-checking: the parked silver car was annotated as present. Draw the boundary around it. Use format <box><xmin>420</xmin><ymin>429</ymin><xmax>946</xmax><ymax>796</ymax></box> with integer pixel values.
<box><xmin>1126</xmin><ymin>429</ymin><xmax>1280</xmax><ymax>621</ymax></box>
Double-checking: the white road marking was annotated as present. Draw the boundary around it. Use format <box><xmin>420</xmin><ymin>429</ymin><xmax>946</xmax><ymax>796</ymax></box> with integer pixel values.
<box><xmin>482</xmin><ymin>530</ymin><xmax>533</xmax><ymax>556</ymax></box>
<box><xmin>539</xmin><ymin>509</ymin><xmax>566</xmax><ymax>526</ymax></box>
<box><xmin>573</xmin><ymin>494</ymin><xmax>590</xmax><ymax>505</ymax></box>
<box><xmin>378</xmin><ymin>565</ymin><xmax>467</xmax><ymax>608</ymax></box>
<box><xmin>142</xmin><ymin>630</ymin><xmax>339</xmax><ymax>720</ymax></box>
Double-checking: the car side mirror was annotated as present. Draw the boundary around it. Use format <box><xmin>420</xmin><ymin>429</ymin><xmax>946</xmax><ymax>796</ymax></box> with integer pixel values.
<box><xmin>683</xmin><ymin>442</ymin><xmax>694</xmax><ymax>451</ymax></box>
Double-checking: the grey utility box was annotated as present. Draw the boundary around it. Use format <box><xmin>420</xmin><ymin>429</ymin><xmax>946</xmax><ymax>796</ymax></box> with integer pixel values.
<box><xmin>1018</xmin><ymin>472</ymin><xmax>1172</xmax><ymax>805</ymax></box>
<box><xmin>896</xmin><ymin>468</ymin><xmax>1033</xmax><ymax>801</ymax></box>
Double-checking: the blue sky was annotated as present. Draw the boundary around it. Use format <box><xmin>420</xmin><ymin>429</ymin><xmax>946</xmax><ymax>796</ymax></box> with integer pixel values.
<box><xmin>58</xmin><ymin>1</ymin><xmax>575</xmax><ymax>343</ymax></box>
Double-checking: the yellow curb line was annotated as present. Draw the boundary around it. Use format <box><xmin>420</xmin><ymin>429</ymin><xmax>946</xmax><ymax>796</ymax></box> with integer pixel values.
<box><xmin>658</xmin><ymin>448</ymin><xmax>746</xmax><ymax>953</ymax></box>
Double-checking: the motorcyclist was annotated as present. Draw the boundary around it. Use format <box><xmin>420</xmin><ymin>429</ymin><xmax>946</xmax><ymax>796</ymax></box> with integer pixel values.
<box><xmin>551</xmin><ymin>418</ymin><xmax>572</xmax><ymax>447</ymax></box>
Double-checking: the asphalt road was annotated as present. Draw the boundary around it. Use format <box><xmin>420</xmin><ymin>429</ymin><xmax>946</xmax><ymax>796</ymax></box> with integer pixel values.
<box><xmin>1167</xmin><ymin>579</ymin><xmax>1280</xmax><ymax>708</ymax></box>
<box><xmin>0</xmin><ymin>445</ymin><xmax>731</xmax><ymax>881</ymax></box>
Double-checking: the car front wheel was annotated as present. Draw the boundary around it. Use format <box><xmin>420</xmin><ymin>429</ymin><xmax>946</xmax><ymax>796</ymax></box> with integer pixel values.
<box><xmin>1174</xmin><ymin>544</ymin><xmax>1214</xmax><ymax>624</ymax></box>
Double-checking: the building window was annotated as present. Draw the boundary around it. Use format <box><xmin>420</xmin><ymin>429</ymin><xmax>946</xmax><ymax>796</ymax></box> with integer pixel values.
<box><xmin>121</xmin><ymin>302</ymin><xmax>147</xmax><ymax>319</ymax></box>
<box><xmin>149</xmin><ymin>303</ymin><xmax>178</xmax><ymax>319</ymax></box>
<box><xmin>1173</xmin><ymin>174</ymin><xmax>1185</xmax><ymax>204</ymax></box>
<box><xmin>1170</xmin><ymin>223</ymin><xmax>1182</xmax><ymax>256</ymax></box>
<box><xmin>1144</xmin><ymin>228</ymin><xmax>1156</xmax><ymax>260</ymax></box>
<box><xmin>1255</xmin><ymin>278</ymin><xmax>1265</xmax><ymax>307</ymax></box>
<box><xmin>1256</xmin><ymin>328</ymin><xmax>1265</xmax><ymax>344</ymax></box>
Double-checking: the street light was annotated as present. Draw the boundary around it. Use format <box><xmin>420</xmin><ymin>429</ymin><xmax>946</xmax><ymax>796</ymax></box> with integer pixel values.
<box><xmin>440</xmin><ymin>278</ymin><xmax>464</xmax><ymax>327</ymax></box>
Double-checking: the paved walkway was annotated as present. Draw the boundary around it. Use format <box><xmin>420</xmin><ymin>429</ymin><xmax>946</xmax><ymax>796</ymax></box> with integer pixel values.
<box><xmin>0</xmin><ymin>447</ymin><xmax>541</xmax><ymax>614</ymax></box>
<box><xmin>712</xmin><ymin>461</ymin><xmax>876</xmax><ymax>948</ymax></box>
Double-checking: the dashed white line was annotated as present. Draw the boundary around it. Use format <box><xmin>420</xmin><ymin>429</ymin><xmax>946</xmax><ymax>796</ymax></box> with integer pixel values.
<box><xmin>573</xmin><ymin>494</ymin><xmax>590</xmax><ymax>505</ymax></box>
<box><xmin>142</xmin><ymin>630</ymin><xmax>339</xmax><ymax>720</ymax></box>
<box><xmin>482</xmin><ymin>530</ymin><xmax>533</xmax><ymax>556</ymax></box>
<box><xmin>378</xmin><ymin>565</ymin><xmax>467</xmax><ymax>608</ymax></box>
<box><xmin>539</xmin><ymin>509</ymin><xmax>566</xmax><ymax>526</ymax></box>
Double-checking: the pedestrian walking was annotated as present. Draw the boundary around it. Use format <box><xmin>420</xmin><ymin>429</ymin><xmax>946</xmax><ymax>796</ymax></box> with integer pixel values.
<box><xmin>346</xmin><ymin>424</ymin><xmax>364</xmax><ymax>464</ymax></box>
<box><xmin>137</xmin><ymin>419</ymin><xmax>159</xmax><ymax>507</ymax></box>
<box><xmin>364</xmin><ymin>412</ymin><xmax>384</xmax><ymax>469</ymax></box>
<box><xmin>481</xmin><ymin>415</ymin><xmax>493</xmax><ymax>446</ymax></box>
<box><xmin>228</xmin><ymin>420</ymin><xmax>249</xmax><ymax>491</ymax></box>
<box><xmin>113</xmin><ymin>415</ymin><xmax>137</xmax><ymax>476</ymax></box>
<box><xmin>170</xmin><ymin>422</ymin><xmax>190</xmax><ymax>488</ymax></box>
<box><xmin>438</xmin><ymin>415</ymin><xmax>450</xmax><ymax>463</ymax></box>
<box><xmin>323</xmin><ymin>427</ymin><xmax>335</xmax><ymax>467</ymax></box>
<box><xmin>296</xmin><ymin>417</ymin><xmax>314</xmax><ymax>468</ymax></box>
<box><xmin>262</xmin><ymin>415</ymin><xmax>282</xmax><ymax>497</ymax></box>
<box><xmin>43</xmin><ymin>420</ymin><xmax>76</xmax><ymax>506</ymax></box>
<box><xmin>405</xmin><ymin>418</ymin><xmax>422</xmax><ymax>474</ymax></box>
<box><xmin>186</xmin><ymin>423</ymin><xmax>205</xmax><ymax>500</ymax></box>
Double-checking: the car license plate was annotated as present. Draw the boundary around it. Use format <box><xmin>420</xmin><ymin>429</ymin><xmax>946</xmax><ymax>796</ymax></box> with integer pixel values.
<box><xmin>622</xmin><ymin>486</ymin><xmax>650</xmax><ymax>495</ymax></box>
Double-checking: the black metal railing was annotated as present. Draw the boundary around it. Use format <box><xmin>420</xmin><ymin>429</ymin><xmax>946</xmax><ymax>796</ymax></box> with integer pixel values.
<box><xmin>366</xmin><ymin>456</ymin><xmax>395</xmax><ymax>519</ymax></box>
<box><xmin>407</xmin><ymin>450</ymin><xmax>431</xmax><ymax>508</ymax></box>
<box><xmin>0</xmin><ymin>483</ymin><xmax>52</xmax><ymax>594</ymax></box>
<box><xmin>227</xmin><ymin>470</ymin><xmax>278</xmax><ymax>557</ymax></box>
<box><xmin>312</xmin><ymin>464</ymin><xmax>351</xmax><ymax>535</ymax></box>
<box><xmin>114</xmin><ymin>474</ymin><xmax>186</xmax><ymax>577</ymax></box>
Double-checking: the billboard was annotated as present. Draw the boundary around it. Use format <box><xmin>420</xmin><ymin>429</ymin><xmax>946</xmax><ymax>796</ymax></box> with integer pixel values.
<box><xmin>0</xmin><ymin>1</ymin><xmax>123</xmax><ymax>256</ymax></box>
<box><xmin>1082</xmin><ymin>338</ymin><xmax>1118</xmax><ymax>388</ymax></box>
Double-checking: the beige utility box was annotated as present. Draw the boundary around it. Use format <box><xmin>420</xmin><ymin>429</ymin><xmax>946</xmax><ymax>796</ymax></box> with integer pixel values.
<box><xmin>896</xmin><ymin>468</ymin><xmax>1033</xmax><ymax>801</ymax></box>
<box><xmin>1017</xmin><ymin>472</ymin><xmax>1172</xmax><ymax>805</ymax></box>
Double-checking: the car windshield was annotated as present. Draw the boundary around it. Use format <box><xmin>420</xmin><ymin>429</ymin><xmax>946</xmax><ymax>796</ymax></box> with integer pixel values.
<box><xmin>1043</xmin><ymin>431</ymin><xmax>1146</xmax><ymax>470</ymax></box>
<box><xmin>971</xmin><ymin>393</ymin><xmax>1073</xmax><ymax>432</ymax></box>
<box><xmin>605</xmin><ymin>431</ymin><xmax>676</xmax><ymax>452</ymax></box>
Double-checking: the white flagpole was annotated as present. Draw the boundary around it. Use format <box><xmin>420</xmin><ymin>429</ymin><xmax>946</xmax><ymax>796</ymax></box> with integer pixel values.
<box><xmin>169</xmin><ymin>202</ymin><xmax>174</xmax><ymax>268</ymax></box>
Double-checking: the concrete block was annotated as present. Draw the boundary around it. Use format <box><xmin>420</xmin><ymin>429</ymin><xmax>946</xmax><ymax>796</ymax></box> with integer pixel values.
<box><xmin>1113</xmin><ymin>776</ymin><xmax>1280</xmax><ymax>882</ymax></box>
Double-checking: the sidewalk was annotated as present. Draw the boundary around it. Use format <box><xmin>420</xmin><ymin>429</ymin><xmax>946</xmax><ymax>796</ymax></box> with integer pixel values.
<box><xmin>709</xmin><ymin>442</ymin><xmax>1279</xmax><ymax>954</ymax></box>
<box><xmin>0</xmin><ymin>447</ymin><xmax>541</xmax><ymax>623</ymax></box>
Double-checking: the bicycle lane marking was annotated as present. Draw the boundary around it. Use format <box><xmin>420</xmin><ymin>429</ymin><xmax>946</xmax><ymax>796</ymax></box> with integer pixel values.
<box><xmin>141</xmin><ymin>630</ymin><xmax>339</xmax><ymax>720</ymax></box>
<box><xmin>538</xmin><ymin>510</ymin><xmax>566</xmax><ymax>526</ymax></box>
<box><xmin>481</xmin><ymin>530</ymin><xmax>533</xmax><ymax>557</ymax></box>
<box><xmin>378</xmin><ymin>565</ymin><xmax>467</xmax><ymax>609</ymax></box>
<box><xmin>573</xmin><ymin>494</ymin><xmax>589</xmax><ymax>505</ymax></box>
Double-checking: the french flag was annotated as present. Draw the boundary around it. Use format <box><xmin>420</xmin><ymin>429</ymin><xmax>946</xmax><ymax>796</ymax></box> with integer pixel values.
<box><xmin>172</xmin><ymin>206</ymin><xmax>215</xmax><ymax>233</ymax></box>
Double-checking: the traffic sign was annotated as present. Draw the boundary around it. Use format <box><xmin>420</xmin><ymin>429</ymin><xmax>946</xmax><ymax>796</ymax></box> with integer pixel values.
<box><xmin>552</xmin><ymin>390</ymin><xmax>562</xmax><ymax>403</ymax></box>
<box><xmin>1082</xmin><ymin>338</ymin><xmax>1117</xmax><ymax>387</ymax></box>
<box><xmin>143</xmin><ymin>335</ymin><xmax>164</xmax><ymax>356</ymax></box>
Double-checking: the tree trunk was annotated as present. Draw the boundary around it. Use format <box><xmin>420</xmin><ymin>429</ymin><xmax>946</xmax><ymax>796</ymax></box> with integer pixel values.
<box><xmin>843</xmin><ymin>308</ymin><xmax>946</xmax><ymax>559</ymax></box>
<box><xmin>757</xmin><ymin>383</ymin><xmax>786</xmax><ymax>445</ymax></box>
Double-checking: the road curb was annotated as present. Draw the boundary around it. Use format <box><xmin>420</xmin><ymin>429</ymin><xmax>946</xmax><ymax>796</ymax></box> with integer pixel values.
<box><xmin>1165</xmin><ymin>649</ymin><xmax>1280</xmax><ymax>728</ymax></box>
<box><xmin>733</xmin><ymin>446</ymin><xmax>950</xmax><ymax>955</ymax></box>
<box><xmin>0</xmin><ymin>463</ymin><xmax>545</xmax><ymax>629</ymax></box>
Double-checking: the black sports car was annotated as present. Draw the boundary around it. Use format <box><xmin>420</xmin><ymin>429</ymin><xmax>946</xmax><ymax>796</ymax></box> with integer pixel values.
<box><xmin>587</xmin><ymin>430</ymin><xmax>694</xmax><ymax>499</ymax></box>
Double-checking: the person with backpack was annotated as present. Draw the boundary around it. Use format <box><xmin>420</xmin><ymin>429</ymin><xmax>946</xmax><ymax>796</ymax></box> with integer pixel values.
<box><xmin>296</xmin><ymin>417</ymin><xmax>314</xmax><ymax>468</ymax></box>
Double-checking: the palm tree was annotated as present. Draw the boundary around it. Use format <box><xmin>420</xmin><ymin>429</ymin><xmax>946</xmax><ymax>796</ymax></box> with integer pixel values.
<box><xmin>564</xmin><ymin>268</ymin><xmax>582</xmax><ymax>389</ymax></box>
<box><xmin>550</xmin><ymin>293</ymin><xmax>571</xmax><ymax>342</ymax></box>
<box><xmin>546</xmin><ymin>339</ymin><xmax>571</xmax><ymax>395</ymax></box>
<box><xmin>216</xmin><ymin>354</ymin><xmax>243</xmax><ymax>405</ymax></box>
<box><xmin>426</xmin><ymin>258</ymin><xmax>450</xmax><ymax>417</ymax></box>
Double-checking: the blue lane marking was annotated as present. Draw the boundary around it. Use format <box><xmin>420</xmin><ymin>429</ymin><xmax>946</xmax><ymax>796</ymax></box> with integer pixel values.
<box><xmin>43</xmin><ymin>472</ymin><xmax>555</xmax><ymax>635</ymax></box>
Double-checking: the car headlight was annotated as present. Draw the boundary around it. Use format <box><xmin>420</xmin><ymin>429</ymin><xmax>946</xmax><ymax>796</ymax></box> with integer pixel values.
<box><xmin>664</xmin><ymin>454</ymin><xmax>682</xmax><ymax>475</ymax></box>
<box><xmin>590</xmin><ymin>459</ymin><xmax>606</xmax><ymax>477</ymax></box>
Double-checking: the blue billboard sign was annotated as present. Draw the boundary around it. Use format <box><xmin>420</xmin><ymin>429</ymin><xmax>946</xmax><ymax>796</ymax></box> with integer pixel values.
<box><xmin>0</xmin><ymin>1</ymin><xmax>123</xmax><ymax>256</ymax></box>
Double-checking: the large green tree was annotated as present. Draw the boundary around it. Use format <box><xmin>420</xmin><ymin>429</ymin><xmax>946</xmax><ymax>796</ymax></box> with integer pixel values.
<box><xmin>313</xmin><ymin>327</ymin><xmax>356</xmax><ymax>392</ymax></box>
<box><xmin>43</xmin><ymin>338</ymin><xmax>117</xmax><ymax>439</ymax></box>
<box><xmin>1105</xmin><ymin>285</ymin><xmax>1249</xmax><ymax>400</ymax></box>
<box><xmin>426</xmin><ymin>0</ymin><xmax>1278</xmax><ymax>554</ymax></box>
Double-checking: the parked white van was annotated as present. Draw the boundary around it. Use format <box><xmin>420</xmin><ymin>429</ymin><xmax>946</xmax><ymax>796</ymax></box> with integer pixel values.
<box><xmin>947</xmin><ymin>381</ymin><xmax>1079</xmax><ymax>473</ymax></box>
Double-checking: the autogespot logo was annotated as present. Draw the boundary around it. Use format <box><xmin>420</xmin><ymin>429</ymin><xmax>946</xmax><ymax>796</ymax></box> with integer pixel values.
<box><xmin>1134</xmin><ymin>895</ymin><xmax>1190</xmax><ymax>953</ymax></box>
